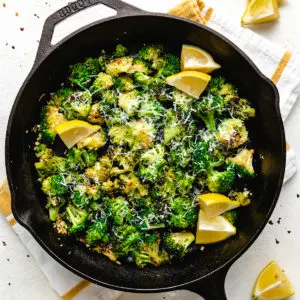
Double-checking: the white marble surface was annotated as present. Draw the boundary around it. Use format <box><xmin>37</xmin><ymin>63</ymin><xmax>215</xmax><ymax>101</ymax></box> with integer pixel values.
<box><xmin>0</xmin><ymin>0</ymin><xmax>300</xmax><ymax>299</ymax></box>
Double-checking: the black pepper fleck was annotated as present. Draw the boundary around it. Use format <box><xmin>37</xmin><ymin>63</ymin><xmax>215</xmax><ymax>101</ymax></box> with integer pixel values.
<box><xmin>6</xmin><ymin>258</ymin><xmax>9</xmax><ymax>261</ymax></box>
<box><xmin>20</xmin><ymin>27</ymin><xmax>24</xmax><ymax>31</ymax></box>
<box><xmin>275</xmin><ymin>239</ymin><xmax>280</xmax><ymax>244</ymax></box>
<box><xmin>26</xmin><ymin>254</ymin><xmax>30</xmax><ymax>258</ymax></box>
<box><xmin>287</xmin><ymin>230</ymin><xmax>291</xmax><ymax>234</ymax></box>
<box><xmin>34</xmin><ymin>13</ymin><xmax>40</xmax><ymax>19</ymax></box>
<box><xmin>11</xmin><ymin>45</ymin><xmax>15</xmax><ymax>49</ymax></box>
<box><xmin>8</xmin><ymin>283</ymin><xmax>11</xmax><ymax>286</ymax></box>
<box><xmin>277</xmin><ymin>218</ymin><xmax>281</xmax><ymax>224</ymax></box>
<box><xmin>2</xmin><ymin>241</ymin><xmax>7</xmax><ymax>246</ymax></box>
<box><xmin>297</xmin><ymin>194</ymin><xmax>300</xmax><ymax>198</ymax></box>
<box><xmin>268</xmin><ymin>220</ymin><xmax>274</xmax><ymax>225</ymax></box>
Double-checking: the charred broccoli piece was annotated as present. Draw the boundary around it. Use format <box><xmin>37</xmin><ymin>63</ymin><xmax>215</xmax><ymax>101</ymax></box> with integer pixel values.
<box><xmin>216</xmin><ymin>118</ymin><xmax>248</xmax><ymax>148</ymax></box>
<box><xmin>133</xmin><ymin>72</ymin><xmax>154</xmax><ymax>86</ymax></box>
<box><xmin>106</xmin><ymin>56</ymin><xmax>133</xmax><ymax>76</ymax></box>
<box><xmin>69</xmin><ymin>57</ymin><xmax>100</xmax><ymax>88</ymax></box>
<box><xmin>61</xmin><ymin>91</ymin><xmax>92</xmax><ymax>120</ymax></box>
<box><xmin>134</xmin><ymin>233</ymin><xmax>169</xmax><ymax>268</ymax></box>
<box><xmin>168</xmin><ymin>197</ymin><xmax>198</xmax><ymax>229</ymax></box>
<box><xmin>51</xmin><ymin>88</ymin><xmax>73</xmax><ymax>107</ymax></box>
<box><xmin>107</xmin><ymin>197</ymin><xmax>133</xmax><ymax>226</ymax></box>
<box><xmin>41</xmin><ymin>175</ymin><xmax>68</xmax><ymax>196</ymax></box>
<box><xmin>163</xmin><ymin>231</ymin><xmax>195</xmax><ymax>260</ymax></box>
<box><xmin>35</xmin><ymin>155</ymin><xmax>67</xmax><ymax>179</ymax></box>
<box><xmin>46</xmin><ymin>196</ymin><xmax>66</xmax><ymax>221</ymax></box>
<box><xmin>113</xmin><ymin>75</ymin><xmax>134</xmax><ymax>92</ymax></box>
<box><xmin>86</xmin><ymin>218</ymin><xmax>109</xmax><ymax>244</ymax></box>
<box><xmin>113</xmin><ymin>44</ymin><xmax>128</xmax><ymax>57</ymax></box>
<box><xmin>66</xmin><ymin>204</ymin><xmax>88</xmax><ymax>233</ymax></box>
<box><xmin>128</xmin><ymin>58</ymin><xmax>150</xmax><ymax>74</ymax></box>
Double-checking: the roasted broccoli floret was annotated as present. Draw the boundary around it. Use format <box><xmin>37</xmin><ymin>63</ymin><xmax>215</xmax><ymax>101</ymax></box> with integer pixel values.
<box><xmin>114</xmin><ymin>44</ymin><xmax>128</xmax><ymax>57</ymax></box>
<box><xmin>169</xmin><ymin>141</ymin><xmax>194</xmax><ymax>168</ymax></box>
<box><xmin>138</xmin><ymin>100</ymin><xmax>164</xmax><ymax>122</ymax></box>
<box><xmin>192</xmin><ymin>93</ymin><xmax>225</xmax><ymax>132</ymax></box>
<box><xmin>168</xmin><ymin>197</ymin><xmax>198</xmax><ymax>229</ymax></box>
<box><xmin>106</xmin><ymin>56</ymin><xmax>133</xmax><ymax>76</ymax></box>
<box><xmin>175</xmin><ymin>170</ymin><xmax>195</xmax><ymax>196</ymax></box>
<box><xmin>62</xmin><ymin>91</ymin><xmax>92</xmax><ymax>120</ymax></box>
<box><xmin>118</xmin><ymin>89</ymin><xmax>140</xmax><ymax>116</ymax></box>
<box><xmin>51</xmin><ymin>88</ymin><xmax>73</xmax><ymax>107</ymax></box>
<box><xmin>137</xmin><ymin>144</ymin><xmax>166</xmax><ymax>183</ymax></box>
<box><xmin>105</xmin><ymin>108</ymin><xmax>128</xmax><ymax>127</ymax></box>
<box><xmin>225</xmin><ymin>97</ymin><xmax>255</xmax><ymax>120</ymax></box>
<box><xmin>134</xmin><ymin>233</ymin><xmax>169</xmax><ymax>268</ymax></box>
<box><xmin>229</xmin><ymin>190</ymin><xmax>251</xmax><ymax>206</ymax></box>
<box><xmin>133</xmin><ymin>72</ymin><xmax>154</xmax><ymax>86</ymax></box>
<box><xmin>66</xmin><ymin>147</ymin><xmax>98</xmax><ymax>170</ymax></box>
<box><xmin>41</xmin><ymin>175</ymin><xmax>68</xmax><ymax>196</ymax></box>
<box><xmin>69</xmin><ymin>57</ymin><xmax>100</xmax><ymax>88</ymax></box>
<box><xmin>139</xmin><ymin>44</ymin><xmax>164</xmax><ymax>62</ymax></box>
<box><xmin>163</xmin><ymin>231</ymin><xmax>195</xmax><ymax>260</ymax></box>
<box><xmin>98</xmin><ymin>52</ymin><xmax>109</xmax><ymax>71</ymax></box>
<box><xmin>192</xmin><ymin>140</ymin><xmax>224</xmax><ymax>175</ymax></box>
<box><xmin>87</xmin><ymin>102</ymin><xmax>105</xmax><ymax>125</ymax></box>
<box><xmin>66</xmin><ymin>204</ymin><xmax>88</xmax><ymax>233</ymax></box>
<box><xmin>77</xmin><ymin>130</ymin><xmax>106</xmax><ymax>150</ymax></box>
<box><xmin>112</xmin><ymin>225</ymin><xmax>142</xmax><ymax>256</ymax></box>
<box><xmin>35</xmin><ymin>155</ymin><xmax>67</xmax><ymax>179</ymax></box>
<box><xmin>101</xmin><ymin>90</ymin><xmax>118</xmax><ymax>105</ymax></box>
<box><xmin>71</xmin><ymin>189</ymin><xmax>89</xmax><ymax>208</ymax></box>
<box><xmin>113</xmin><ymin>75</ymin><xmax>134</xmax><ymax>92</ymax></box>
<box><xmin>34</xmin><ymin>143</ymin><xmax>53</xmax><ymax>160</ymax></box>
<box><xmin>227</xmin><ymin>148</ymin><xmax>255</xmax><ymax>178</ymax></box>
<box><xmin>216</xmin><ymin>118</ymin><xmax>248</xmax><ymax>148</ymax></box>
<box><xmin>128</xmin><ymin>58</ymin><xmax>150</xmax><ymax>74</ymax></box>
<box><xmin>222</xmin><ymin>211</ymin><xmax>238</xmax><ymax>224</ymax></box>
<box><xmin>207</xmin><ymin>77</ymin><xmax>236</xmax><ymax>100</ymax></box>
<box><xmin>119</xmin><ymin>173</ymin><xmax>148</xmax><ymax>197</ymax></box>
<box><xmin>46</xmin><ymin>196</ymin><xmax>66</xmax><ymax>221</ymax></box>
<box><xmin>85</xmin><ymin>155</ymin><xmax>112</xmax><ymax>183</ymax></box>
<box><xmin>90</xmin><ymin>72</ymin><xmax>113</xmax><ymax>95</ymax></box>
<box><xmin>86</xmin><ymin>218</ymin><xmax>109</xmax><ymax>244</ymax></box>
<box><xmin>156</xmin><ymin>168</ymin><xmax>176</xmax><ymax>199</ymax></box>
<box><xmin>107</xmin><ymin>197</ymin><xmax>133</xmax><ymax>226</ymax></box>
<box><xmin>163</xmin><ymin>109</ymin><xmax>183</xmax><ymax>144</ymax></box>
<box><xmin>156</xmin><ymin>53</ymin><xmax>180</xmax><ymax>78</ymax></box>
<box><xmin>207</xmin><ymin>168</ymin><xmax>235</xmax><ymax>193</ymax></box>
<box><xmin>172</xmin><ymin>89</ymin><xmax>195</xmax><ymax>112</ymax></box>
<box><xmin>40</xmin><ymin>104</ymin><xmax>67</xmax><ymax>144</ymax></box>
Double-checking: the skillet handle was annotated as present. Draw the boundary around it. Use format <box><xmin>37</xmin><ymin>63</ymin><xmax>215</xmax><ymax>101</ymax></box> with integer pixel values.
<box><xmin>185</xmin><ymin>265</ymin><xmax>230</xmax><ymax>300</ymax></box>
<box><xmin>34</xmin><ymin>0</ymin><xmax>144</xmax><ymax>65</ymax></box>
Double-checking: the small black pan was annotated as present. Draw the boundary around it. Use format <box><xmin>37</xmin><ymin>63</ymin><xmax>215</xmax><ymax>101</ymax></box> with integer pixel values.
<box><xmin>5</xmin><ymin>0</ymin><xmax>286</xmax><ymax>298</ymax></box>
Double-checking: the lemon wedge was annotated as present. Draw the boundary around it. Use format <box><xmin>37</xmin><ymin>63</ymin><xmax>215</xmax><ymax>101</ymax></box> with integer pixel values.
<box><xmin>181</xmin><ymin>44</ymin><xmax>221</xmax><ymax>73</ymax></box>
<box><xmin>55</xmin><ymin>120</ymin><xmax>100</xmax><ymax>149</ymax></box>
<box><xmin>242</xmin><ymin>0</ymin><xmax>280</xmax><ymax>25</ymax></box>
<box><xmin>195</xmin><ymin>210</ymin><xmax>236</xmax><ymax>244</ymax></box>
<box><xmin>197</xmin><ymin>193</ymin><xmax>240</xmax><ymax>218</ymax></box>
<box><xmin>165</xmin><ymin>71</ymin><xmax>211</xmax><ymax>98</ymax></box>
<box><xmin>253</xmin><ymin>261</ymin><xmax>295</xmax><ymax>300</ymax></box>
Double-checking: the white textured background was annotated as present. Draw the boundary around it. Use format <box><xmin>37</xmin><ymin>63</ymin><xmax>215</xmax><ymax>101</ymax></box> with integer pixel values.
<box><xmin>0</xmin><ymin>0</ymin><xmax>300</xmax><ymax>299</ymax></box>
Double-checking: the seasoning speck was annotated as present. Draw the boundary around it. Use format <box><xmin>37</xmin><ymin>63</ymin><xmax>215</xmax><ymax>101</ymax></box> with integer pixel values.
<box><xmin>15</xmin><ymin>12</ymin><xmax>19</xmax><ymax>16</ymax></box>
<box><xmin>2</xmin><ymin>241</ymin><xmax>7</xmax><ymax>246</ymax></box>
<box><xmin>275</xmin><ymin>239</ymin><xmax>280</xmax><ymax>244</ymax></box>
<box><xmin>297</xmin><ymin>194</ymin><xmax>300</xmax><ymax>198</ymax></box>
<box><xmin>200</xmin><ymin>246</ymin><xmax>205</xmax><ymax>251</ymax></box>
<box><xmin>11</xmin><ymin>45</ymin><xmax>15</xmax><ymax>49</ymax></box>
<box><xmin>277</xmin><ymin>218</ymin><xmax>282</xmax><ymax>224</ymax></box>
<box><xmin>26</xmin><ymin>254</ymin><xmax>30</xmax><ymax>258</ymax></box>
<box><xmin>20</xmin><ymin>27</ymin><xmax>24</xmax><ymax>31</ymax></box>
<box><xmin>34</xmin><ymin>13</ymin><xmax>40</xmax><ymax>19</ymax></box>
<box><xmin>6</xmin><ymin>258</ymin><xmax>9</xmax><ymax>262</ymax></box>
<box><xmin>287</xmin><ymin>230</ymin><xmax>291</xmax><ymax>234</ymax></box>
<box><xmin>3</xmin><ymin>2</ymin><xmax>6</xmax><ymax>7</ymax></box>
<box><xmin>8</xmin><ymin>282</ymin><xmax>11</xmax><ymax>286</ymax></box>
<box><xmin>268</xmin><ymin>220</ymin><xmax>274</xmax><ymax>225</ymax></box>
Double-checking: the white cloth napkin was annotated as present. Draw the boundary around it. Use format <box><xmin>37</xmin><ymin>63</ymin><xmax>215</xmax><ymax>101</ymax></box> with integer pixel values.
<box><xmin>3</xmin><ymin>1</ymin><xmax>300</xmax><ymax>299</ymax></box>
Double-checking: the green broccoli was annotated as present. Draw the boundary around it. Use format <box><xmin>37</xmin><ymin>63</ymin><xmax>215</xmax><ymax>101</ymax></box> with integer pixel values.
<box><xmin>139</xmin><ymin>44</ymin><xmax>164</xmax><ymax>61</ymax></box>
<box><xmin>65</xmin><ymin>204</ymin><xmax>88</xmax><ymax>233</ymax></box>
<box><xmin>137</xmin><ymin>144</ymin><xmax>166</xmax><ymax>183</ymax></box>
<box><xmin>128</xmin><ymin>58</ymin><xmax>150</xmax><ymax>74</ymax></box>
<box><xmin>227</xmin><ymin>148</ymin><xmax>255</xmax><ymax>178</ymax></box>
<box><xmin>40</xmin><ymin>104</ymin><xmax>66</xmax><ymax>144</ymax></box>
<box><xmin>101</xmin><ymin>89</ymin><xmax>118</xmax><ymax>105</ymax></box>
<box><xmin>106</xmin><ymin>56</ymin><xmax>133</xmax><ymax>76</ymax></box>
<box><xmin>35</xmin><ymin>156</ymin><xmax>67</xmax><ymax>179</ymax></box>
<box><xmin>90</xmin><ymin>72</ymin><xmax>113</xmax><ymax>95</ymax></box>
<box><xmin>87</xmin><ymin>102</ymin><xmax>104</xmax><ymax>125</ymax></box>
<box><xmin>34</xmin><ymin>143</ymin><xmax>53</xmax><ymax>160</ymax></box>
<box><xmin>169</xmin><ymin>141</ymin><xmax>194</xmax><ymax>168</ymax></box>
<box><xmin>163</xmin><ymin>231</ymin><xmax>195</xmax><ymax>260</ymax></box>
<box><xmin>138</xmin><ymin>100</ymin><xmax>165</xmax><ymax>122</ymax></box>
<box><xmin>134</xmin><ymin>233</ymin><xmax>169</xmax><ymax>268</ymax></box>
<box><xmin>72</xmin><ymin>190</ymin><xmax>89</xmax><ymax>208</ymax></box>
<box><xmin>105</xmin><ymin>108</ymin><xmax>128</xmax><ymax>127</ymax></box>
<box><xmin>192</xmin><ymin>93</ymin><xmax>225</xmax><ymax>132</ymax></box>
<box><xmin>77</xmin><ymin>131</ymin><xmax>106</xmax><ymax>150</ymax></box>
<box><xmin>113</xmin><ymin>75</ymin><xmax>134</xmax><ymax>92</ymax></box>
<box><xmin>175</xmin><ymin>170</ymin><xmax>195</xmax><ymax>196</ymax></box>
<box><xmin>229</xmin><ymin>190</ymin><xmax>251</xmax><ymax>206</ymax></box>
<box><xmin>113</xmin><ymin>44</ymin><xmax>128</xmax><ymax>57</ymax></box>
<box><xmin>41</xmin><ymin>175</ymin><xmax>68</xmax><ymax>196</ymax></box>
<box><xmin>98</xmin><ymin>52</ymin><xmax>109</xmax><ymax>71</ymax></box>
<box><xmin>133</xmin><ymin>72</ymin><xmax>154</xmax><ymax>86</ymax></box>
<box><xmin>168</xmin><ymin>198</ymin><xmax>198</xmax><ymax>229</ymax></box>
<box><xmin>192</xmin><ymin>140</ymin><xmax>224</xmax><ymax>175</ymax></box>
<box><xmin>156</xmin><ymin>53</ymin><xmax>180</xmax><ymax>78</ymax></box>
<box><xmin>118</xmin><ymin>89</ymin><xmax>140</xmax><ymax>116</ymax></box>
<box><xmin>172</xmin><ymin>89</ymin><xmax>195</xmax><ymax>112</ymax></box>
<box><xmin>107</xmin><ymin>197</ymin><xmax>133</xmax><ymax>226</ymax></box>
<box><xmin>46</xmin><ymin>196</ymin><xmax>66</xmax><ymax>221</ymax></box>
<box><xmin>222</xmin><ymin>211</ymin><xmax>238</xmax><ymax>224</ymax></box>
<box><xmin>216</xmin><ymin>118</ymin><xmax>248</xmax><ymax>148</ymax></box>
<box><xmin>66</xmin><ymin>147</ymin><xmax>98</xmax><ymax>170</ymax></box>
<box><xmin>156</xmin><ymin>168</ymin><xmax>176</xmax><ymax>199</ymax></box>
<box><xmin>51</xmin><ymin>88</ymin><xmax>73</xmax><ymax>107</ymax></box>
<box><xmin>225</xmin><ymin>97</ymin><xmax>255</xmax><ymax>120</ymax></box>
<box><xmin>62</xmin><ymin>91</ymin><xmax>92</xmax><ymax>120</ymax></box>
<box><xmin>69</xmin><ymin>57</ymin><xmax>100</xmax><ymax>88</ymax></box>
<box><xmin>86</xmin><ymin>218</ymin><xmax>109</xmax><ymax>244</ymax></box>
<box><xmin>207</xmin><ymin>168</ymin><xmax>235</xmax><ymax>193</ymax></box>
<box><xmin>163</xmin><ymin>109</ymin><xmax>183</xmax><ymax>144</ymax></box>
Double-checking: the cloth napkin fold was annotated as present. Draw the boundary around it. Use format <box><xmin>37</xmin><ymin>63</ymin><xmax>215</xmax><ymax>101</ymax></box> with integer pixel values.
<box><xmin>1</xmin><ymin>0</ymin><xmax>299</xmax><ymax>299</ymax></box>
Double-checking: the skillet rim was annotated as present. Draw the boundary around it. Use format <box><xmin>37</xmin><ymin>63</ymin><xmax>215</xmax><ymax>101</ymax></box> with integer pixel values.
<box><xmin>6</xmin><ymin>12</ymin><xmax>286</xmax><ymax>292</ymax></box>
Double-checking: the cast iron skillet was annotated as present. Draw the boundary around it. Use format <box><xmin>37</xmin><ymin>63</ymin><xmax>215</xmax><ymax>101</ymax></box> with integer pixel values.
<box><xmin>6</xmin><ymin>0</ymin><xmax>286</xmax><ymax>298</ymax></box>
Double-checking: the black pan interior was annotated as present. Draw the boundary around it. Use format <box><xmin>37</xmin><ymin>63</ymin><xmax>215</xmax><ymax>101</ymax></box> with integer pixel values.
<box><xmin>6</xmin><ymin>15</ymin><xmax>285</xmax><ymax>291</ymax></box>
